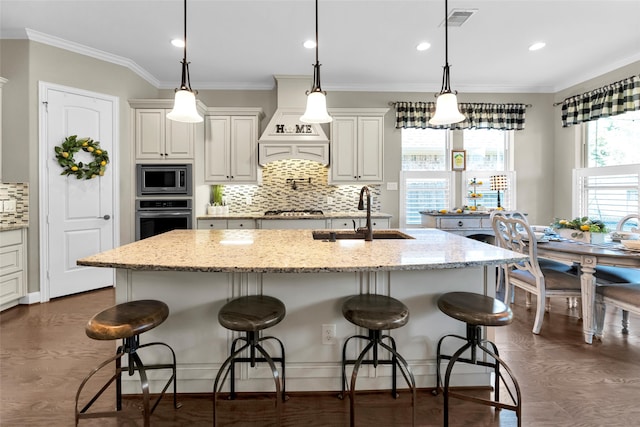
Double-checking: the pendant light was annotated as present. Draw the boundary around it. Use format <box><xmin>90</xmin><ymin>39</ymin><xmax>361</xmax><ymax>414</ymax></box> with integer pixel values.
<box><xmin>167</xmin><ymin>0</ymin><xmax>203</xmax><ymax>123</ymax></box>
<box><xmin>300</xmin><ymin>0</ymin><xmax>332</xmax><ymax>124</ymax></box>
<box><xmin>429</xmin><ymin>0</ymin><xmax>465</xmax><ymax>125</ymax></box>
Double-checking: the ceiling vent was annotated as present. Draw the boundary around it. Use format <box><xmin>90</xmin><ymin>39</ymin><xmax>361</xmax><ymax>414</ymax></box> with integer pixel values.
<box><xmin>440</xmin><ymin>9</ymin><xmax>477</xmax><ymax>27</ymax></box>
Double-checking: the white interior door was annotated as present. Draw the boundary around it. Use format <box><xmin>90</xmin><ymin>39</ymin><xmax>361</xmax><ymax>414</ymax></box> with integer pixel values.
<box><xmin>40</xmin><ymin>83</ymin><xmax>118</xmax><ymax>300</ymax></box>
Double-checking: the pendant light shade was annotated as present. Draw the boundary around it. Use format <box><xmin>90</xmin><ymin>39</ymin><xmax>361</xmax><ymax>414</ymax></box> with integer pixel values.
<box><xmin>167</xmin><ymin>0</ymin><xmax>203</xmax><ymax>123</ymax></box>
<box><xmin>429</xmin><ymin>0</ymin><xmax>465</xmax><ymax>126</ymax></box>
<box><xmin>300</xmin><ymin>0</ymin><xmax>332</xmax><ymax>124</ymax></box>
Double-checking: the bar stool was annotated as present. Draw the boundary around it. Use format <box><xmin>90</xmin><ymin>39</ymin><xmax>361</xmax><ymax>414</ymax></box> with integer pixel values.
<box><xmin>339</xmin><ymin>293</ymin><xmax>416</xmax><ymax>427</ymax></box>
<box><xmin>75</xmin><ymin>299</ymin><xmax>179</xmax><ymax>427</ymax></box>
<box><xmin>435</xmin><ymin>292</ymin><xmax>521</xmax><ymax>427</ymax></box>
<box><xmin>213</xmin><ymin>295</ymin><xmax>287</xmax><ymax>426</ymax></box>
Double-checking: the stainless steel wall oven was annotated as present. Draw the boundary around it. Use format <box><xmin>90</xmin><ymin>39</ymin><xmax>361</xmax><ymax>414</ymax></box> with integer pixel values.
<box><xmin>135</xmin><ymin>199</ymin><xmax>193</xmax><ymax>240</ymax></box>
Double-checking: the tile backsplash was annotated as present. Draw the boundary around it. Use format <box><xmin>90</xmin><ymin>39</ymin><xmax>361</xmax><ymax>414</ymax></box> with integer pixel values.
<box><xmin>0</xmin><ymin>183</ymin><xmax>29</xmax><ymax>226</ymax></box>
<box><xmin>209</xmin><ymin>160</ymin><xmax>381</xmax><ymax>214</ymax></box>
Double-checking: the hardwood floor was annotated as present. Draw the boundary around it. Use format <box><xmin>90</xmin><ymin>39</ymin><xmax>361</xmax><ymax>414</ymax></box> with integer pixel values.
<box><xmin>1</xmin><ymin>287</ymin><xmax>639</xmax><ymax>426</ymax></box>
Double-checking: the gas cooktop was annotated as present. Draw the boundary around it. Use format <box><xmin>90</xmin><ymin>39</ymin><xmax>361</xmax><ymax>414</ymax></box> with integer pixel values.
<box><xmin>264</xmin><ymin>209</ymin><xmax>324</xmax><ymax>217</ymax></box>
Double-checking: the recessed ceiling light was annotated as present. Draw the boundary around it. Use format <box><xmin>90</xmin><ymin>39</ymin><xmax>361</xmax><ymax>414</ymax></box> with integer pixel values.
<box><xmin>416</xmin><ymin>42</ymin><xmax>431</xmax><ymax>51</ymax></box>
<box><xmin>171</xmin><ymin>38</ymin><xmax>185</xmax><ymax>48</ymax></box>
<box><xmin>304</xmin><ymin>40</ymin><xmax>316</xmax><ymax>49</ymax></box>
<box><xmin>529</xmin><ymin>42</ymin><xmax>546</xmax><ymax>51</ymax></box>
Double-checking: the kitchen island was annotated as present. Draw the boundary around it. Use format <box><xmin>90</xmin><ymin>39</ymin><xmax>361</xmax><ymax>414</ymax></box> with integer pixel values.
<box><xmin>77</xmin><ymin>228</ymin><xmax>526</xmax><ymax>394</ymax></box>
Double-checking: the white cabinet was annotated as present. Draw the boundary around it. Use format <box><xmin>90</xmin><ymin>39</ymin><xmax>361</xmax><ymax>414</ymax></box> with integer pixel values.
<box><xmin>329</xmin><ymin>217</ymin><xmax>390</xmax><ymax>230</ymax></box>
<box><xmin>258</xmin><ymin>219</ymin><xmax>327</xmax><ymax>230</ymax></box>
<box><xmin>1</xmin><ymin>228</ymin><xmax>27</xmax><ymax>311</ymax></box>
<box><xmin>134</xmin><ymin>108</ymin><xmax>195</xmax><ymax>160</ymax></box>
<box><xmin>329</xmin><ymin>108</ymin><xmax>388</xmax><ymax>184</ymax></box>
<box><xmin>197</xmin><ymin>219</ymin><xmax>256</xmax><ymax>229</ymax></box>
<box><xmin>204</xmin><ymin>108</ymin><xmax>263</xmax><ymax>184</ymax></box>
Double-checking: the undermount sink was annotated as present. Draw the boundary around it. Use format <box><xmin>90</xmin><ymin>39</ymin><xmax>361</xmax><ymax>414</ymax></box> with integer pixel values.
<box><xmin>312</xmin><ymin>230</ymin><xmax>415</xmax><ymax>241</ymax></box>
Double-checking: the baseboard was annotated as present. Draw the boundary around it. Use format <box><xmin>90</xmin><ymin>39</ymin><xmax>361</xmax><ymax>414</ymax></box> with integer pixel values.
<box><xmin>19</xmin><ymin>291</ymin><xmax>41</xmax><ymax>305</ymax></box>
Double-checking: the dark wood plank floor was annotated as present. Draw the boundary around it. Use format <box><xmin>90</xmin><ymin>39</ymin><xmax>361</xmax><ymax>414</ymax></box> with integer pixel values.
<box><xmin>2</xmin><ymin>287</ymin><xmax>639</xmax><ymax>426</ymax></box>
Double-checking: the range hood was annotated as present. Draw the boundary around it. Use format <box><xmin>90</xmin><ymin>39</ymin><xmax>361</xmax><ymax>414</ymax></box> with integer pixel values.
<box><xmin>258</xmin><ymin>75</ymin><xmax>330</xmax><ymax>166</ymax></box>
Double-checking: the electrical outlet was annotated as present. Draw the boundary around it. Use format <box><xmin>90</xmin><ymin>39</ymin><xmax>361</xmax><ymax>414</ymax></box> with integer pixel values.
<box><xmin>322</xmin><ymin>324</ymin><xmax>336</xmax><ymax>345</ymax></box>
<box><xmin>386</xmin><ymin>182</ymin><xmax>398</xmax><ymax>191</ymax></box>
<box><xmin>0</xmin><ymin>201</ymin><xmax>4</xmax><ymax>213</ymax></box>
<box><xmin>327</xmin><ymin>196</ymin><xmax>334</xmax><ymax>205</ymax></box>
<box><xmin>3</xmin><ymin>200</ymin><xmax>16</xmax><ymax>213</ymax></box>
<box><xmin>245</xmin><ymin>195</ymin><xmax>252</xmax><ymax>205</ymax></box>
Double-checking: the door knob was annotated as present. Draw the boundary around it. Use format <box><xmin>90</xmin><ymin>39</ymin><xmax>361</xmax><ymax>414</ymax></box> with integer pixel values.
<box><xmin>101</xmin><ymin>215</ymin><xmax>111</xmax><ymax>220</ymax></box>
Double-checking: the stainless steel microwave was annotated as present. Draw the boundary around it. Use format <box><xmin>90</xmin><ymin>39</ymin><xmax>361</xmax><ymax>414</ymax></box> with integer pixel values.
<box><xmin>136</xmin><ymin>164</ymin><xmax>192</xmax><ymax>196</ymax></box>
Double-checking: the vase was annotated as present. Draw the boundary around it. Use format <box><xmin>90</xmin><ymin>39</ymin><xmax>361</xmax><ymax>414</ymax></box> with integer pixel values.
<box><xmin>556</xmin><ymin>228</ymin><xmax>605</xmax><ymax>244</ymax></box>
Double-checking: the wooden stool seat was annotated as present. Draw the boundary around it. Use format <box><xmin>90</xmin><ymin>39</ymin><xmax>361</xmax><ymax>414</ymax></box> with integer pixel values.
<box><xmin>218</xmin><ymin>295</ymin><xmax>285</xmax><ymax>332</ymax></box>
<box><xmin>437</xmin><ymin>291</ymin><xmax>513</xmax><ymax>327</ymax></box>
<box><xmin>85</xmin><ymin>300</ymin><xmax>169</xmax><ymax>340</ymax></box>
<box><xmin>76</xmin><ymin>299</ymin><xmax>179</xmax><ymax>427</ymax></box>
<box><xmin>342</xmin><ymin>294</ymin><xmax>409</xmax><ymax>331</ymax></box>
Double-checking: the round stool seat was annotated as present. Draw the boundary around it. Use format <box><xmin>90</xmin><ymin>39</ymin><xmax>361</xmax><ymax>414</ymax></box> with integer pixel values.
<box><xmin>85</xmin><ymin>300</ymin><xmax>169</xmax><ymax>341</ymax></box>
<box><xmin>437</xmin><ymin>292</ymin><xmax>512</xmax><ymax>327</ymax></box>
<box><xmin>342</xmin><ymin>294</ymin><xmax>409</xmax><ymax>331</ymax></box>
<box><xmin>218</xmin><ymin>295</ymin><xmax>286</xmax><ymax>332</ymax></box>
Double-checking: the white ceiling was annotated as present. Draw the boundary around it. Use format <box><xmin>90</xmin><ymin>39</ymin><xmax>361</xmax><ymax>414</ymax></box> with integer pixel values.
<box><xmin>2</xmin><ymin>0</ymin><xmax>640</xmax><ymax>93</ymax></box>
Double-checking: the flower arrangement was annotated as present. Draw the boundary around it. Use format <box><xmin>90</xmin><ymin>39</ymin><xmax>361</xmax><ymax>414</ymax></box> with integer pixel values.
<box><xmin>552</xmin><ymin>217</ymin><xmax>608</xmax><ymax>233</ymax></box>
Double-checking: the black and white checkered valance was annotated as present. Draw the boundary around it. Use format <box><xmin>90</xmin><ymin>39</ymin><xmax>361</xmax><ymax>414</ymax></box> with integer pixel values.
<box><xmin>561</xmin><ymin>75</ymin><xmax>640</xmax><ymax>127</ymax></box>
<box><xmin>394</xmin><ymin>101</ymin><xmax>527</xmax><ymax>131</ymax></box>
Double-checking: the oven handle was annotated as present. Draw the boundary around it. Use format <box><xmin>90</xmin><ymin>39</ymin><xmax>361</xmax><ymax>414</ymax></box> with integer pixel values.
<box><xmin>136</xmin><ymin>211</ymin><xmax>192</xmax><ymax>216</ymax></box>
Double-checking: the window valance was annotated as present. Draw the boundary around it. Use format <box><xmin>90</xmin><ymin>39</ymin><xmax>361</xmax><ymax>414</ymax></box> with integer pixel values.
<box><xmin>561</xmin><ymin>74</ymin><xmax>640</xmax><ymax>127</ymax></box>
<box><xmin>394</xmin><ymin>102</ymin><xmax>527</xmax><ymax>130</ymax></box>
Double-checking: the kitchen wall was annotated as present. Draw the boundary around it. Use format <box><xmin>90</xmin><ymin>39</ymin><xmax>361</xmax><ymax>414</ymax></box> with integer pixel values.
<box><xmin>1</xmin><ymin>37</ymin><xmax>636</xmax><ymax>298</ymax></box>
<box><xmin>195</xmin><ymin>159</ymin><xmax>381</xmax><ymax>216</ymax></box>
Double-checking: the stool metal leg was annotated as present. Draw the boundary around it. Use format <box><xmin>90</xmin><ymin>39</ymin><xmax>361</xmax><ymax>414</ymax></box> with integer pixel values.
<box><xmin>437</xmin><ymin>325</ymin><xmax>522</xmax><ymax>427</ymax></box>
<box><xmin>75</xmin><ymin>337</ymin><xmax>179</xmax><ymax>426</ymax></box>
<box><xmin>341</xmin><ymin>330</ymin><xmax>416</xmax><ymax>427</ymax></box>
<box><xmin>213</xmin><ymin>332</ymin><xmax>286</xmax><ymax>427</ymax></box>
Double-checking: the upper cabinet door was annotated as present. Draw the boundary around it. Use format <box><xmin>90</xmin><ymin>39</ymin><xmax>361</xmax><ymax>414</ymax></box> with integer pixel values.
<box><xmin>165</xmin><ymin>117</ymin><xmax>195</xmax><ymax>159</ymax></box>
<box><xmin>204</xmin><ymin>116</ymin><xmax>231</xmax><ymax>181</ymax></box>
<box><xmin>135</xmin><ymin>109</ymin><xmax>165</xmax><ymax>159</ymax></box>
<box><xmin>330</xmin><ymin>117</ymin><xmax>358</xmax><ymax>183</ymax></box>
<box><xmin>135</xmin><ymin>108</ymin><xmax>194</xmax><ymax>160</ymax></box>
<box><xmin>230</xmin><ymin>116</ymin><xmax>258</xmax><ymax>183</ymax></box>
<box><xmin>358</xmin><ymin>116</ymin><xmax>384</xmax><ymax>182</ymax></box>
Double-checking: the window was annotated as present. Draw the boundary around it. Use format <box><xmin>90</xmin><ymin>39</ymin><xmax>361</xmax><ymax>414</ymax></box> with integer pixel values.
<box><xmin>462</xmin><ymin>129</ymin><xmax>514</xmax><ymax>211</ymax></box>
<box><xmin>400</xmin><ymin>129</ymin><xmax>452</xmax><ymax>226</ymax></box>
<box><xmin>577</xmin><ymin>110</ymin><xmax>640</xmax><ymax>228</ymax></box>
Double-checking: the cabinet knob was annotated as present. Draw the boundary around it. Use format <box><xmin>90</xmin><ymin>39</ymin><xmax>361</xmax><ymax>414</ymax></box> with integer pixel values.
<box><xmin>458</xmin><ymin>221</ymin><xmax>464</xmax><ymax>227</ymax></box>
<box><xmin>239</xmin><ymin>224</ymin><xmax>244</xmax><ymax>227</ymax></box>
<box><xmin>353</xmin><ymin>176</ymin><xmax>357</xmax><ymax>179</ymax></box>
<box><xmin>209</xmin><ymin>224</ymin><xmax>214</xmax><ymax>227</ymax></box>
<box><xmin>164</xmin><ymin>153</ymin><xmax>169</xmax><ymax>156</ymax></box>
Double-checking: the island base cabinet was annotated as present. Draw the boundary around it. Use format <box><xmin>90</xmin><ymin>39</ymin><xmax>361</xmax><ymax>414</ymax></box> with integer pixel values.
<box><xmin>116</xmin><ymin>266</ymin><xmax>495</xmax><ymax>394</ymax></box>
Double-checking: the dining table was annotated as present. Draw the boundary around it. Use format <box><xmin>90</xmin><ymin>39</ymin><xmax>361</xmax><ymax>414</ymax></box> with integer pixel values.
<box><xmin>535</xmin><ymin>238</ymin><xmax>640</xmax><ymax>344</ymax></box>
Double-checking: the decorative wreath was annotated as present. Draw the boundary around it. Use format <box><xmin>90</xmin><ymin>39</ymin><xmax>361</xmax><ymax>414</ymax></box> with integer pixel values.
<box><xmin>54</xmin><ymin>135</ymin><xmax>109</xmax><ymax>180</ymax></box>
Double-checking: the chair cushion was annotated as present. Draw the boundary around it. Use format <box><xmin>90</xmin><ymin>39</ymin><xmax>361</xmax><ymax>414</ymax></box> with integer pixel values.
<box><xmin>596</xmin><ymin>283</ymin><xmax>640</xmax><ymax>307</ymax></box>
<box><xmin>86</xmin><ymin>300</ymin><xmax>169</xmax><ymax>340</ymax></box>
<box><xmin>218</xmin><ymin>295</ymin><xmax>286</xmax><ymax>332</ymax></box>
<box><xmin>594</xmin><ymin>266</ymin><xmax>640</xmax><ymax>284</ymax></box>
<box><xmin>437</xmin><ymin>292</ymin><xmax>512</xmax><ymax>327</ymax></box>
<box><xmin>510</xmin><ymin>268</ymin><xmax>582</xmax><ymax>291</ymax></box>
<box><xmin>538</xmin><ymin>258</ymin><xmax>574</xmax><ymax>273</ymax></box>
<box><xmin>342</xmin><ymin>294</ymin><xmax>409</xmax><ymax>331</ymax></box>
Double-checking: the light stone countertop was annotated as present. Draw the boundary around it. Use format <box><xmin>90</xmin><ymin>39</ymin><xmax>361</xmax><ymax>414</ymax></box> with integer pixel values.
<box><xmin>77</xmin><ymin>228</ymin><xmax>526</xmax><ymax>273</ymax></box>
<box><xmin>0</xmin><ymin>224</ymin><xmax>28</xmax><ymax>232</ymax></box>
<box><xmin>197</xmin><ymin>211</ymin><xmax>393</xmax><ymax>220</ymax></box>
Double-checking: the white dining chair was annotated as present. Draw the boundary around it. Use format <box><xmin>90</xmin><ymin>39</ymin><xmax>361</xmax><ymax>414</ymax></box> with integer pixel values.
<box><xmin>595</xmin><ymin>283</ymin><xmax>640</xmax><ymax>337</ymax></box>
<box><xmin>490</xmin><ymin>211</ymin><xmax>574</xmax><ymax>295</ymax></box>
<box><xmin>492</xmin><ymin>215</ymin><xmax>583</xmax><ymax>334</ymax></box>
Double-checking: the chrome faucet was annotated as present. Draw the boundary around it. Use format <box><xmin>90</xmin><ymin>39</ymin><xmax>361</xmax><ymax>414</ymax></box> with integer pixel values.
<box><xmin>357</xmin><ymin>186</ymin><xmax>373</xmax><ymax>241</ymax></box>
